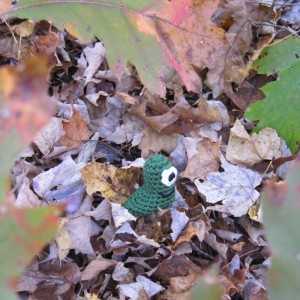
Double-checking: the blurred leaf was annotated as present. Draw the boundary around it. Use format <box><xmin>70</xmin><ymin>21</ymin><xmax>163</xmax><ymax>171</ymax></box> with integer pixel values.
<box><xmin>192</xmin><ymin>273</ymin><xmax>222</xmax><ymax>300</ymax></box>
<box><xmin>262</xmin><ymin>153</ymin><xmax>300</xmax><ymax>300</ymax></box>
<box><xmin>0</xmin><ymin>0</ymin><xmax>12</xmax><ymax>11</ymax></box>
<box><xmin>246</xmin><ymin>37</ymin><xmax>300</xmax><ymax>152</ymax></box>
<box><xmin>1</xmin><ymin>0</ymin><xmax>170</xmax><ymax>96</ymax></box>
<box><xmin>2</xmin><ymin>0</ymin><xmax>249</xmax><ymax>99</ymax></box>
<box><xmin>134</xmin><ymin>0</ymin><xmax>227</xmax><ymax>94</ymax></box>
<box><xmin>0</xmin><ymin>57</ymin><xmax>51</xmax><ymax>138</ymax></box>
<box><xmin>0</xmin><ymin>56</ymin><xmax>51</xmax><ymax>199</ymax></box>
<box><xmin>0</xmin><ymin>57</ymin><xmax>59</xmax><ymax>298</ymax></box>
<box><xmin>0</xmin><ymin>205</ymin><xmax>61</xmax><ymax>299</ymax></box>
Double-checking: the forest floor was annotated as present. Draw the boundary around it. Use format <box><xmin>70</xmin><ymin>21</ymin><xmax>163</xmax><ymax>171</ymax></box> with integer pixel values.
<box><xmin>1</xmin><ymin>1</ymin><xmax>300</xmax><ymax>299</ymax></box>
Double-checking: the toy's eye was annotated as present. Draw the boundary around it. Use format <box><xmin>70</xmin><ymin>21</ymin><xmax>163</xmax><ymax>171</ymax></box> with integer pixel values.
<box><xmin>161</xmin><ymin>166</ymin><xmax>177</xmax><ymax>186</ymax></box>
<box><xmin>169</xmin><ymin>173</ymin><xmax>175</xmax><ymax>181</ymax></box>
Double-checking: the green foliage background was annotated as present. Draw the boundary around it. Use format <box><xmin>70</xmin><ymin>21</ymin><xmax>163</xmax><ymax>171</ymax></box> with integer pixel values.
<box><xmin>246</xmin><ymin>37</ymin><xmax>300</xmax><ymax>152</ymax></box>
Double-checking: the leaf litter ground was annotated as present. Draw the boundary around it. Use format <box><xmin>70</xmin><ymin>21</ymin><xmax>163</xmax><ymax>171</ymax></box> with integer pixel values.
<box><xmin>1</xmin><ymin>2</ymin><xmax>299</xmax><ymax>299</ymax></box>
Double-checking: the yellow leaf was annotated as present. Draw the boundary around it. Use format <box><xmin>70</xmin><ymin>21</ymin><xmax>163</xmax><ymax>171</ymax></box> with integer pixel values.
<box><xmin>80</xmin><ymin>162</ymin><xmax>141</xmax><ymax>204</ymax></box>
<box><xmin>55</xmin><ymin>218</ymin><xmax>71</xmax><ymax>260</ymax></box>
<box><xmin>173</xmin><ymin>222</ymin><xmax>197</xmax><ymax>248</ymax></box>
<box><xmin>87</xmin><ymin>293</ymin><xmax>101</xmax><ymax>300</ymax></box>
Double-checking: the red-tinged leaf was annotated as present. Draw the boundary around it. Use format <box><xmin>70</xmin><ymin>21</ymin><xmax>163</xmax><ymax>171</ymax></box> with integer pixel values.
<box><xmin>0</xmin><ymin>204</ymin><xmax>62</xmax><ymax>299</ymax></box>
<box><xmin>1</xmin><ymin>0</ymin><xmax>170</xmax><ymax>96</ymax></box>
<box><xmin>0</xmin><ymin>56</ymin><xmax>57</xmax><ymax>298</ymax></box>
<box><xmin>2</xmin><ymin>1</ymin><xmax>254</xmax><ymax>98</ymax></box>
<box><xmin>0</xmin><ymin>57</ymin><xmax>52</xmax><ymax>199</ymax></box>
<box><xmin>135</xmin><ymin>0</ymin><xmax>253</xmax><ymax>99</ymax></box>
<box><xmin>0</xmin><ymin>0</ymin><xmax>12</xmax><ymax>11</ymax></box>
<box><xmin>135</xmin><ymin>0</ymin><xmax>227</xmax><ymax>93</ymax></box>
<box><xmin>0</xmin><ymin>56</ymin><xmax>52</xmax><ymax>144</ymax></box>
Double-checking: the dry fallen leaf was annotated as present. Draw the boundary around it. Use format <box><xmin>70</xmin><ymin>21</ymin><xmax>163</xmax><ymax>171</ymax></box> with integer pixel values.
<box><xmin>17</xmin><ymin>262</ymin><xmax>44</xmax><ymax>294</ymax></box>
<box><xmin>195</xmin><ymin>156</ymin><xmax>262</xmax><ymax>217</ymax></box>
<box><xmin>207</xmin><ymin>0</ymin><xmax>252</xmax><ymax>99</ymax></box>
<box><xmin>239</xmin><ymin>216</ymin><xmax>267</xmax><ymax>246</ymax></box>
<box><xmin>215</xmin><ymin>229</ymin><xmax>243</xmax><ymax>243</ymax></box>
<box><xmin>75</xmin><ymin>42</ymin><xmax>106</xmax><ymax>84</ymax></box>
<box><xmin>34</xmin><ymin>117</ymin><xmax>65</xmax><ymax>155</ymax></box>
<box><xmin>154</xmin><ymin>255</ymin><xmax>202</xmax><ymax>285</ymax></box>
<box><xmin>182</xmin><ymin>137</ymin><xmax>220</xmax><ymax>180</ymax></box>
<box><xmin>59</xmin><ymin>109</ymin><xmax>91</xmax><ymax>149</ymax></box>
<box><xmin>55</xmin><ymin>218</ymin><xmax>72</xmax><ymax>260</ymax></box>
<box><xmin>12</xmin><ymin>20</ymin><xmax>35</xmax><ymax>37</ymax></box>
<box><xmin>67</xmin><ymin>195</ymin><xmax>101</xmax><ymax>255</ymax></box>
<box><xmin>31</xmin><ymin>31</ymin><xmax>61</xmax><ymax>63</ymax></box>
<box><xmin>170</xmin><ymin>135</ymin><xmax>188</xmax><ymax>172</ymax></box>
<box><xmin>135</xmin><ymin>0</ymin><xmax>227</xmax><ymax>94</ymax></box>
<box><xmin>111</xmin><ymin>203</ymin><xmax>136</xmax><ymax>228</ymax></box>
<box><xmin>173</xmin><ymin>222</ymin><xmax>197</xmax><ymax>248</ymax></box>
<box><xmin>112</xmin><ymin>262</ymin><xmax>131</xmax><ymax>282</ymax></box>
<box><xmin>86</xmin><ymin>293</ymin><xmax>101</xmax><ymax>300</ymax></box>
<box><xmin>119</xmin><ymin>90</ymin><xmax>227</xmax><ymax>135</ymax></box>
<box><xmin>139</xmin><ymin>127</ymin><xmax>178</xmax><ymax>157</ymax></box>
<box><xmin>85</xmin><ymin>198</ymin><xmax>112</xmax><ymax>223</ymax></box>
<box><xmin>158</xmin><ymin>259</ymin><xmax>204</xmax><ymax>299</ymax></box>
<box><xmin>171</xmin><ymin>209</ymin><xmax>189</xmax><ymax>242</ymax></box>
<box><xmin>80</xmin><ymin>162</ymin><xmax>141</xmax><ymax>203</ymax></box>
<box><xmin>129</xmin><ymin>96</ymin><xmax>179</xmax><ymax>133</ymax></box>
<box><xmin>29</xmin><ymin>260</ymin><xmax>81</xmax><ymax>299</ymax></box>
<box><xmin>81</xmin><ymin>255</ymin><xmax>117</xmax><ymax>281</ymax></box>
<box><xmin>204</xmin><ymin>232</ymin><xmax>228</xmax><ymax>259</ymax></box>
<box><xmin>105</xmin><ymin>113</ymin><xmax>146</xmax><ymax>145</ymax></box>
<box><xmin>248</xmin><ymin>203</ymin><xmax>263</xmax><ymax>223</ymax></box>
<box><xmin>32</xmin><ymin>156</ymin><xmax>84</xmax><ymax>213</ymax></box>
<box><xmin>118</xmin><ymin>275</ymin><xmax>165</xmax><ymax>300</ymax></box>
<box><xmin>15</xmin><ymin>179</ymin><xmax>42</xmax><ymax>209</ymax></box>
<box><xmin>226</xmin><ymin>119</ymin><xmax>281</xmax><ymax>166</ymax></box>
<box><xmin>87</xmin><ymin>96</ymin><xmax>124</xmax><ymax>137</ymax></box>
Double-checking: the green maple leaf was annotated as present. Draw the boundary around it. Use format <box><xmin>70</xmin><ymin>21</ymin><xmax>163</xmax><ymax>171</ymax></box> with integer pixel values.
<box><xmin>246</xmin><ymin>37</ymin><xmax>300</xmax><ymax>153</ymax></box>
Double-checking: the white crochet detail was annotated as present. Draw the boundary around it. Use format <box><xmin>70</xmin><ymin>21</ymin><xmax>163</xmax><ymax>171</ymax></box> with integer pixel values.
<box><xmin>161</xmin><ymin>166</ymin><xmax>177</xmax><ymax>186</ymax></box>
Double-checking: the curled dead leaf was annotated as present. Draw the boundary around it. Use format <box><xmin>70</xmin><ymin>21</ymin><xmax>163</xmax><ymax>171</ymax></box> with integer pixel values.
<box><xmin>226</xmin><ymin>119</ymin><xmax>281</xmax><ymax>166</ymax></box>
<box><xmin>173</xmin><ymin>222</ymin><xmax>197</xmax><ymax>248</ymax></box>
<box><xmin>117</xmin><ymin>90</ymin><xmax>226</xmax><ymax>135</ymax></box>
<box><xmin>81</xmin><ymin>255</ymin><xmax>117</xmax><ymax>282</ymax></box>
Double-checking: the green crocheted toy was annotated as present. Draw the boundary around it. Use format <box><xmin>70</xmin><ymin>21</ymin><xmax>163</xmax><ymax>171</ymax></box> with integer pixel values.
<box><xmin>123</xmin><ymin>154</ymin><xmax>177</xmax><ymax>216</ymax></box>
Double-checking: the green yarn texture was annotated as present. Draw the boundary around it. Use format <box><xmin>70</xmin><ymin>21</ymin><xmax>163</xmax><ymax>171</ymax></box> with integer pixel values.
<box><xmin>123</xmin><ymin>154</ymin><xmax>176</xmax><ymax>216</ymax></box>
